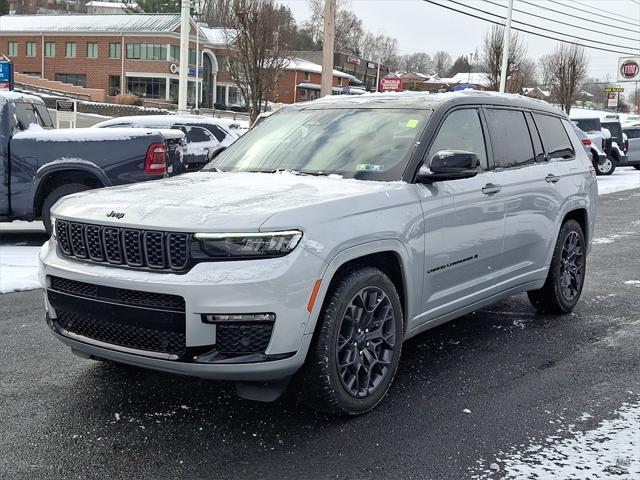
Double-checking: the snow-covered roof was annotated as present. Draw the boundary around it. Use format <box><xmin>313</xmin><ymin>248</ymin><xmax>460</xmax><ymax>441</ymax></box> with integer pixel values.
<box><xmin>198</xmin><ymin>25</ymin><xmax>227</xmax><ymax>46</ymax></box>
<box><xmin>0</xmin><ymin>14</ymin><xmax>185</xmax><ymax>34</ymax></box>
<box><xmin>85</xmin><ymin>1</ymin><xmax>138</xmax><ymax>9</ymax></box>
<box><xmin>285</xmin><ymin>57</ymin><xmax>357</xmax><ymax>81</ymax></box>
<box><xmin>450</xmin><ymin>72</ymin><xmax>490</xmax><ymax>86</ymax></box>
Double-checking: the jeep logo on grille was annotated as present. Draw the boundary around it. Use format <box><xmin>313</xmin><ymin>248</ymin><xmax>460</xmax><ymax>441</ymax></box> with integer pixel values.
<box><xmin>107</xmin><ymin>210</ymin><xmax>125</xmax><ymax>219</ymax></box>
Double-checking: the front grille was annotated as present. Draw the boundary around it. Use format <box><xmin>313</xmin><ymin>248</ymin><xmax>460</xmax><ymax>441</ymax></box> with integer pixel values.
<box><xmin>55</xmin><ymin>220</ymin><xmax>190</xmax><ymax>272</ymax></box>
<box><xmin>216</xmin><ymin>323</ymin><xmax>274</xmax><ymax>354</ymax></box>
<box><xmin>55</xmin><ymin>310</ymin><xmax>186</xmax><ymax>356</ymax></box>
<box><xmin>49</xmin><ymin>276</ymin><xmax>185</xmax><ymax>312</ymax></box>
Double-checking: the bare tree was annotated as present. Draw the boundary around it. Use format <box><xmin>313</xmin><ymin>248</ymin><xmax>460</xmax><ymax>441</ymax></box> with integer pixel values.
<box><xmin>432</xmin><ymin>51</ymin><xmax>452</xmax><ymax>77</ymax></box>
<box><xmin>400</xmin><ymin>52</ymin><xmax>434</xmax><ymax>74</ymax></box>
<box><xmin>548</xmin><ymin>43</ymin><xmax>588</xmax><ymax>115</ymax></box>
<box><xmin>481</xmin><ymin>25</ymin><xmax>527</xmax><ymax>92</ymax></box>
<box><xmin>334</xmin><ymin>9</ymin><xmax>363</xmax><ymax>55</ymax></box>
<box><xmin>304</xmin><ymin>0</ymin><xmax>349</xmax><ymax>46</ymax></box>
<box><xmin>200</xmin><ymin>0</ymin><xmax>234</xmax><ymax>26</ymax></box>
<box><xmin>224</xmin><ymin>0</ymin><xmax>289</xmax><ymax>122</ymax></box>
<box><xmin>511</xmin><ymin>57</ymin><xmax>538</xmax><ymax>92</ymax></box>
<box><xmin>538</xmin><ymin>54</ymin><xmax>554</xmax><ymax>91</ymax></box>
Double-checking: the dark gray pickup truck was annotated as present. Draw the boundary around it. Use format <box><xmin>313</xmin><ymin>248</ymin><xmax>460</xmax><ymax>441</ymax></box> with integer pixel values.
<box><xmin>0</xmin><ymin>91</ymin><xmax>185</xmax><ymax>232</ymax></box>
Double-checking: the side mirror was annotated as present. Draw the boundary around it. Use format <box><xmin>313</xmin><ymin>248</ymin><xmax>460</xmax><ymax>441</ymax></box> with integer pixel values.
<box><xmin>208</xmin><ymin>145</ymin><xmax>227</xmax><ymax>161</ymax></box>
<box><xmin>417</xmin><ymin>150</ymin><xmax>480</xmax><ymax>182</ymax></box>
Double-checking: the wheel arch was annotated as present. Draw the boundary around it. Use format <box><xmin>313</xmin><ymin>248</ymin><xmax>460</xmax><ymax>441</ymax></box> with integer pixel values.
<box><xmin>305</xmin><ymin>240</ymin><xmax>414</xmax><ymax>337</ymax></box>
<box><xmin>33</xmin><ymin>163</ymin><xmax>110</xmax><ymax>217</ymax></box>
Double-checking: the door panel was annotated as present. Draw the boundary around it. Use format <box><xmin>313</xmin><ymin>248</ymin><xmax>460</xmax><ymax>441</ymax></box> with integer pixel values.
<box><xmin>416</xmin><ymin>108</ymin><xmax>504</xmax><ymax>323</ymax></box>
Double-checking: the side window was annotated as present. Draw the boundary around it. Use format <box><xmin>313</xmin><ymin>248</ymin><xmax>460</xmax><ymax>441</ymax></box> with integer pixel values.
<box><xmin>427</xmin><ymin>109</ymin><xmax>488</xmax><ymax>170</ymax></box>
<box><xmin>187</xmin><ymin>126</ymin><xmax>215</xmax><ymax>143</ymax></box>
<box><xmin>484</xmin><ymin>109</ymin><xmax>535</xmax><ymax>168</ymax></box>
<box><xmin>533</xmin><ymin>113</ymin><xmax>575</xmax><ymax>160</ymax></box>
<box><xmin>206</xmin><ymin>125</ymin><xmax>227</xmax><ymax>142</ymax></box>
<box><xmin>524</xmin><ymin>112</ymin><xmax>546</xmax><ymax>162</ymax></box>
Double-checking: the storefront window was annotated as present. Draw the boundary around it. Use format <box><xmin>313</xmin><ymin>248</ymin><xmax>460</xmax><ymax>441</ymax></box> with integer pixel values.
<box><xmin>127</xmin><ymin>77</ymin><xmax>166</xmax><ymax>99</ymax></box>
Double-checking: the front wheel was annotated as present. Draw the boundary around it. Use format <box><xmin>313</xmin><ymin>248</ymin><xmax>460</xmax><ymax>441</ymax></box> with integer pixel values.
<box><xmin>528</xmin><ymin>220</ymin><xmax>586</xmax><ymax>314</ymax></box>
<box><xmin>41</xmin><ymin>183</ymin><xmax>92</xmax><ymax>235</ymax></box>
<box><xmin>593</xmin><ymin>157</ymin><xmax>615</xmax><ymax>176</ymax></box>
<box><xmin>300</xmin><ymin>267</ymin><xmax>403</xmax><ymax>416</ymax></box>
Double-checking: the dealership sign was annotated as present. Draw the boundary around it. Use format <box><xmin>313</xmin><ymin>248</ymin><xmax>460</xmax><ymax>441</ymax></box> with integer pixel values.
<box><xmin>379</xmin><ymin>77</ymin><xmax>403</xmax><ymax>92</ymax></box>
<box><xmin>617</xmin><ymin>57</ymin><xmax>640</xmax><ymax>82</ymax></box>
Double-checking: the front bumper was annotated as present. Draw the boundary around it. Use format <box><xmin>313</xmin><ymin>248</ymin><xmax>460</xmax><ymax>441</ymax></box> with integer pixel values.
<box><xmin>39</xmin><ymin>240</ymin><xmax>326</xmax><ymax>381</ymax></box>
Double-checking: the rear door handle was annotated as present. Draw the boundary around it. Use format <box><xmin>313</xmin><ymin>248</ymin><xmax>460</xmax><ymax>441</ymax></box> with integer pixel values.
<box><xmin>545</xmin><ymin>174</ymin><xmax>560</xmax><ymax>183</ymax></box>
<box><xmin>482</xmin><ymin>183</ymin><xmax>502</xmax><ymax>195</ymax></box>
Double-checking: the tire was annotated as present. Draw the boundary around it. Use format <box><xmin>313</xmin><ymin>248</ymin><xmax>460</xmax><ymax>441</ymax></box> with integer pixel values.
<box><xmin>300</xmin><ymin>266</ymin><xmax>403</xmax><ymax>416</ymax></box>
<box><xmin>593</xmin><ymin>156</ymin><xmax>615</xmax><ymax>176</ymax></box>
<box><xmin>528</xmin><ymin>219</ymin><xmax>586</xmax><ymax>314</ymax></box>
<box><xmin>634</xmin><ymin>165</ymin><xmax>640</xmax><ymax>170</ymax></box>
<box><xmin>42</xmin><ymin>183</ymin><xmax>92</xmax><ymax>234</ymax></box>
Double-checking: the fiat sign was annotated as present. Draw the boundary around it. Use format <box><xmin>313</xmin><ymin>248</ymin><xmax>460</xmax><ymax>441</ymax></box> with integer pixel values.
<box><xmin>617</xmin><ymin>56</ymin><xmax>640</xmax><ymax>82</ymax></box>
<box><xmin>380</xmin><ymin>77</ymin><xmax>403</xmax><ymax>92</ymax></box>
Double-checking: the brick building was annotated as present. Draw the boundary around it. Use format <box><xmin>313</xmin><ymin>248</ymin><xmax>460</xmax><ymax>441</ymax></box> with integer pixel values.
<box><xmin>0</xmin><ymin>14</ymin><xmax>241</xmax><ymax>108</ymax></box>
<box><xmin>271</xmin><ymin>57</ymin><xmax>363</xmax><ymax>104</ymax></box>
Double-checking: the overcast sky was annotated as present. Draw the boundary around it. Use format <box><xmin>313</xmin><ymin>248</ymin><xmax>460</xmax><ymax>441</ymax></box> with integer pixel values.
<box><xmin>281</xmin><ymin>0</ymin><xmax>640</xmax><ymax>83</ymax></box>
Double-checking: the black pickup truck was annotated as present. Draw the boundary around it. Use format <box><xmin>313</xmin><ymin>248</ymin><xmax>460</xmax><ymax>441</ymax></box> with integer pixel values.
<box><xmin>0</xmin><ymin>92</ymin><xmax>185</xmax><ymax>233</ymax></box>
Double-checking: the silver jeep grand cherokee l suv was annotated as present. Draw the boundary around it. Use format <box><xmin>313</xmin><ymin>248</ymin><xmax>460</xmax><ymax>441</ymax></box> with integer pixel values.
<box><xmin>40</xmin><ymin>91</ymin><xmax>597</xmax><ymax>416</ymax></box>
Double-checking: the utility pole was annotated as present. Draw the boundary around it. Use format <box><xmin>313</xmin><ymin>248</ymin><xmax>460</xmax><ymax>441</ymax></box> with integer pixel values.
<box><xmin>320</xmin><ymin>0</ymin><xmax>336</xmax><ymax>97</ymax></box>
<box><xmin>178</xmin><ymin>0</ymin><xmax>190</xmax><ymax>114</ymax></box>
<box><xmin>499</xmin><ymin>0</ymin><xmax>514</xmax><ymax>93</ymax></box>
<box><xmin>375</xmin><ymin>55</ymin><xmax>381</xmax><ymax>92</ymax></box>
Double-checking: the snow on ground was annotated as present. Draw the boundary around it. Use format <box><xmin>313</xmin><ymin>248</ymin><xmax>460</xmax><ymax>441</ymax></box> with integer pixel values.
<box><xmin>472</xmin><ymin>400</ymin><xmax>640</xmax><ymax>479</ymax></box>
<box><xmin>0</xmin><ymin>167</ymin><xmax>638</xmax><ymax>295</ymax></box>
<box><xmin>597</xmin><ymin>167</ymin><xmax>640</xmax><ymax>195</ymax></box>
<box><xmin>0</xmin><ymin>246</ymin><xmax>42</xmax><ymax>294</ymax></box>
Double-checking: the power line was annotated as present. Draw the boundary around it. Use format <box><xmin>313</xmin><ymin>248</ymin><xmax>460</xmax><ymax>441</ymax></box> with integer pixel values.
<box><xmin>517</xmin><ymin>0</ymin><xmax>640</xmax><ymax>35</ymax></box>
<box><xmin>543</xmin><ymin>0</ymin><xmax>640</xmax><ymax>29</ymax></box>
<box><xmin>423</xmin><ymin>0</ymin><xmax>638</xmax><ymax>56</ymax></box>
<box><xmin>443</xmin><ymin>0</ymin><xmax>638</xmax><ymax>54</ymax></box>
<box><xmin>480</xmin><ymin>0</ymin><xmax>640</xmax><ymax>44</ymax></box>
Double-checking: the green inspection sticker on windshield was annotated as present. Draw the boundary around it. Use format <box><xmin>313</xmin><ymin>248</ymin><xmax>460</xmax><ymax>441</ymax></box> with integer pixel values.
<box><xmin>406</xmin><ymin>119</ymin><xmax>420</xmax><ymax>128</ymax></box>
<box><xmin>356</xmin><ymin>164</ymin><xmax>385</xmax><ymax>172</ymax></box>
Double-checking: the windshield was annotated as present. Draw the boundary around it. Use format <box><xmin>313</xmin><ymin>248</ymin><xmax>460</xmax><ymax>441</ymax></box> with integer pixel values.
<box><xmin>206</xmin><ymin>108</ymin><xmax>430</xmax><ymax>180</ymax></box>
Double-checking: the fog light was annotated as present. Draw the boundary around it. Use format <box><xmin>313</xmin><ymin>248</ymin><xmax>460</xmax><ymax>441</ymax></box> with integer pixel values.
<box><xmin>202</xmin><ymin>313</ymin><xmax>275</xmax><ymax>323</ymax></box>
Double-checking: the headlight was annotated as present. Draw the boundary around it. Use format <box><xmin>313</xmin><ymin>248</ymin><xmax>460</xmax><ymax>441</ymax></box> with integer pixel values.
<box><xmin>194</xmin><ymin>230</ymin><xmax>302</xmax><ymax>259</ymax></box>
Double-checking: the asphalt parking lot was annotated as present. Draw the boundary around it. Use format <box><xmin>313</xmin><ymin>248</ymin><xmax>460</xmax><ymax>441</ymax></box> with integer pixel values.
<box><xmin>1</xmin><ymin>188</ymin><xmax>639</xmax><ymax>480</ymax></box>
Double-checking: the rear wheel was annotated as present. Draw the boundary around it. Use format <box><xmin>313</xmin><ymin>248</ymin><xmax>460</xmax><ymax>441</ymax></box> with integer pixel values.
<box><xmin>594</xmin><ymin>157</ymin><xmax>615</xmax><ymax>176</ymax></box>
<box><xmin>300</xmin><ymin>267</ymin><xmax>403</xmax><ymax>416</ymax></box>
<box><xmin>42</xmin><ymin>183</ymin><xmax>92</xmax><ymax>235</ymax></box>
<box><xmin>528</xmin><ymin>220</ymin><xmax>586</xmax><ymax>314</ymax></box>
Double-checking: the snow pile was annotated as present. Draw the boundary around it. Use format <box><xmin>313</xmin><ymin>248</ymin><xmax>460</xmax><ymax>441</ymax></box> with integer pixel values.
<box><xmin>473</xmin><ymin>402</ymin><xmax>640</xmax><ymax>479</ymax></box>
<box><xmin>0</xmin><ymin>246</ymin><xmax>42</xmax><ymax>294</ymax></box>
<box><xmin>597</xmin><ymin>168</ymin><xmax>640</xmax><ymax>195</ymax></box>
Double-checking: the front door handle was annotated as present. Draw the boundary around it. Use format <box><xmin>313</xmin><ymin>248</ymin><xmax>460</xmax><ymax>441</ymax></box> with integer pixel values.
<box><xmin>545</xmin><ymin>174</ymin><xmax>560</xmax><ymax>183</ymax></box>
<box><xmin>482</xmin><ymin>183</ymin><xmax>502</xmax><ymax>195</ymax></box>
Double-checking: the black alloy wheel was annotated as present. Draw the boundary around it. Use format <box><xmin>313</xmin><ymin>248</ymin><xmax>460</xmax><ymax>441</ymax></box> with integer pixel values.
<box><xmin>336</xmin><ymin>286</ymin><xmax>397</xmax><ymax>398</ymax></box>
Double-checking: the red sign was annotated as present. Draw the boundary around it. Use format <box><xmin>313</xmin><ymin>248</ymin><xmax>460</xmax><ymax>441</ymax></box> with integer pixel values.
<box><xmin>620</xmin><ymin>60</ymin><xmax>639</xmax><ymax>80</ymax></box>
<box><xmin>379</xmin><ymin>77</ymin><xmax>403</xmax><ymax>92</ymax></box>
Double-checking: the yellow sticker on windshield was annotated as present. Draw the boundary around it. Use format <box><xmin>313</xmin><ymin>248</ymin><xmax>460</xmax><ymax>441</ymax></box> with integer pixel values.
<box><xmin>406</xmin><ymin>119</ymin><xmax>419</xmax><ymax>128</ymax></box>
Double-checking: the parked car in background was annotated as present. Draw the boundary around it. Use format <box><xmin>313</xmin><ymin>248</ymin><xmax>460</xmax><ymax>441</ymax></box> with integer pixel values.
<box><xmin>0</xmin><ymin>91</ymin><xmax>185</xmax><ymax>233</ymax></box>
<box><xmin>600</xmin><ymin>119</ymin><xmax>636</xmax><ymax>168</ymax></box>
<box><xmin>93</xmin><ymin>115</ymin><xmax>240</xmax><ymax>171</ymax></box>
<box><xmin>570</xmin><ymin>119</ymin><xmax>611</xmax><ymax>175</ymax></box>
<box><xmin>571</xmin><ymin>123</ymin><xmax>607</xmax><ymax>169</ymax></box>
<box><xmin>623</xmin><ymin>124</ymin><xmax>640</xmax><ymax>170</ymax></box>
<box><xmin>41</xmin><ymin>91</ymin><xmax>597</xmax><ymax>415</ymax></box>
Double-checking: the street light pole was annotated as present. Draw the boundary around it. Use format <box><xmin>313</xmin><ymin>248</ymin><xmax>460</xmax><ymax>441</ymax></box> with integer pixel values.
<box><xmin>320</xmin><ymin>0</ymin><xmax>336</xmax><ymax>97</ymax></box>
<box><xmin>178</xmin><ymin>0</ymin><xmax>190</xmax><ymax>114</ymax></box>
<box><xmin>499</xmin><ymin>0</ymin><xmax>514</xmax><ymax>93</ymax></box>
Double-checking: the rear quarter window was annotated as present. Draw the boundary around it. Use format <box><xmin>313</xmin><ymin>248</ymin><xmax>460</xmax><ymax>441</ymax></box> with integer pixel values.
<box><xmin>484</xmin><ymin>109</ymin><xmax>535</xmax><ymax>168</ymax></box>
<box><xmin>533</xmin><ymin>114</ymin><xmax>575</xmax><ymax>160</ymax></box>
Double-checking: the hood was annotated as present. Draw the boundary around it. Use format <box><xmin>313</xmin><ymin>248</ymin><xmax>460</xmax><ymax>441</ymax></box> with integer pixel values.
<box><xmin>52</xmin><ymin>171</ymin><xmax>406</xmax><ymax>232</ymax></box>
